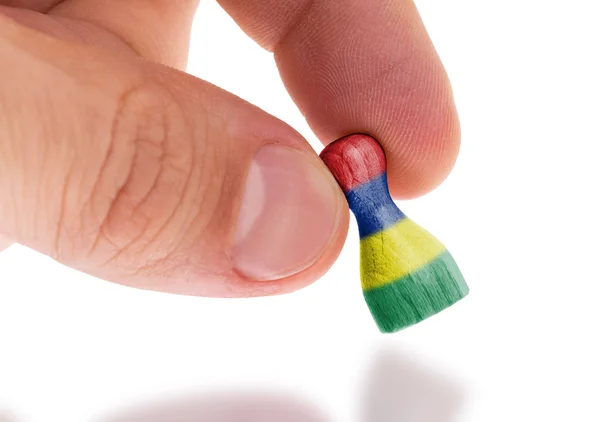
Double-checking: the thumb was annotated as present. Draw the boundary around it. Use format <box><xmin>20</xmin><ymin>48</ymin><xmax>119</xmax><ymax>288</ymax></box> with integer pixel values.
<box><xmin>0</xmin><ymin>17</ymin><xmax>347</xmax><ymax>297</ymax></box>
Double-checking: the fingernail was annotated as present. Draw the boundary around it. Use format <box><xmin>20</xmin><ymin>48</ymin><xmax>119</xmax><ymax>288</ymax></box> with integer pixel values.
<box><xmin>233</xmin><ymin>145</ymin><xmax>342</xmax><ymax>281</ymax></box>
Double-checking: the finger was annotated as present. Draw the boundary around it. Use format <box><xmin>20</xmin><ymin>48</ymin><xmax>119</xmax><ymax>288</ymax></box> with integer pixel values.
<box><xmin>218</xmin><ymin>0</ymin><xmax>460</xmax><ymax>198</ymax></box>
<box><xmin>0</xmin><ymin>16</ymin><xmax>347</xmax><ymax>297</ymax></box>
<box><xmin>48</xmin><ymin>0</ymin><xmax>200</xmax><ymax>68</ymax></box>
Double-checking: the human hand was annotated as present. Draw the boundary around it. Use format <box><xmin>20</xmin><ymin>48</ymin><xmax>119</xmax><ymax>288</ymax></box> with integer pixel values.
<box><xmin>0</xmin><ymin>0</ymin><xmax>459</xmax><ymax>297</ymax></box>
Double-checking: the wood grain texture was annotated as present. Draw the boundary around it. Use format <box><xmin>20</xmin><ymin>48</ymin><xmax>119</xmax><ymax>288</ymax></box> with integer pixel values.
<box><xmin>363</xmin><ymin>250</ymin><xmax>468</xmax><ymax>332</ymax></box>
<box><xmin>320</xmin><ymin>134</ymin><xmax>469</xmax><ymax>333</ymax></box>
<box><xmin>344</xmin><ymin>175</ymin><xmax>405</xmax><ymax>238</ymax></box>
<box><xmin>360</xmin><ymin>218</ymin><xmax>446</xmax><ymax>290</ymax></box>
<box><xmin>320</xmin><ymin>134</ymin><xmax>386</xmax><ymax>192</ymax></box>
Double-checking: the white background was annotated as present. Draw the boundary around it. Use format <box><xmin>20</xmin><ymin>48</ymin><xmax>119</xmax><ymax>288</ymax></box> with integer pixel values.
<box><xmin>1</xmin><ymin>1</ymin><xmax>600</xmax><ymax>421</ymax></box>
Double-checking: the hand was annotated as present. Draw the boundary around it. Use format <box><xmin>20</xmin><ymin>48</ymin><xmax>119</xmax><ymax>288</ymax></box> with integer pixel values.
<box><xmin>0</xmin><ymin>0</ymin><xmax>459</xmax><ymax>297</ymax></box>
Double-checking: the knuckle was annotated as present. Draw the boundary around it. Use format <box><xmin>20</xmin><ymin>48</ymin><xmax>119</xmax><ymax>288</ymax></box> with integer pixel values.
<box><xmin>84</xmin><ymin>80</ymin><xmax>195</xmax><ymax>267</ymax></box>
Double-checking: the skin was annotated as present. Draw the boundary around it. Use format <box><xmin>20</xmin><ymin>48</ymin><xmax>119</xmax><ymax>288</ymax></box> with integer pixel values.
<box><xmin>0</xmin><ymin>0</ymin><xmax>460</xmax><ymax>298</ymax></box>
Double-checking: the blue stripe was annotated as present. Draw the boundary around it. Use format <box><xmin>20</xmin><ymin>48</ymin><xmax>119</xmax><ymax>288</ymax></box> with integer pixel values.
<box><xmin>345</xmin><ymin>174</ymin><xmax>406</xmax><ymax>238</ymax></box>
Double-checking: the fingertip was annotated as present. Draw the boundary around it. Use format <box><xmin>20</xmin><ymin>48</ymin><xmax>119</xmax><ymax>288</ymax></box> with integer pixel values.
<box><xmin>383</xmin><ymin>90</ymin><xmax>461</xmax><ymax>199</ymax></box>
<box><xmin>309</xmin><ymin>67</ymin><xmax>461</xmax><ymax>200</ymax></box>
<box><xmin>267</xmin><ymin>0</ymin><xmax>461</xmax><ymax>199</ymax></box>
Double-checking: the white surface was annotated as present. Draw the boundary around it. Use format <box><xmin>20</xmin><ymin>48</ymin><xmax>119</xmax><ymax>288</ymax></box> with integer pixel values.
<box><xmin>1</xmin><ymin>1</ymin><xmax>600</xmax><ymax>421</ymax></box>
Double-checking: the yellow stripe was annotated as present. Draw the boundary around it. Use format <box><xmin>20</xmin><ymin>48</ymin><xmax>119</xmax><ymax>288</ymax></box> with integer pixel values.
<box><xmin>360</xmin><ymin>218</ymin><xmax>446</xmax><ymax>291</ymax></box>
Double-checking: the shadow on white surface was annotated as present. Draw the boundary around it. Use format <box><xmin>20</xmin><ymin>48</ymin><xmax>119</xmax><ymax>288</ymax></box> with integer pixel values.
<box><xmin>97</xmin><ymin>346</ymin><xmax>464</xmax><ymax>422</ymax></box>
<box><xmin>99</xmin><ymin>394</ymin><xmax>328</xmax><ymax>422</ymax></box>
<box><xmin>0</xmin><ymin>411</ymin><xmax>18</xmax><ymax>422</ymax></box>
<box><xmin>361</xmin><ymin>347</ymin><xmax>465</xmax><ymax>422</ymax></box>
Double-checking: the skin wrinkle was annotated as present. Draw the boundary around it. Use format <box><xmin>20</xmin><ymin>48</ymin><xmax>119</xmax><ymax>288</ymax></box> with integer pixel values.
<box><xmin>81</xmin><ymin>115</ymin><xmax>116</xmax><ymax>239</ymax></box>
<box><xmin>1</xmin><ymin>39</ymin><xmax>61</xmax><ymax>243</ymax></box>
<box><xmin>172</xmin><ymin>112</ymin><xmax>209</xmax><ymax>252</ymax></box>
<box><xmin>201</xmin><ymin>137</ymin><xmax>240</xmax><ymax>263</ymax></box>
<box><xmin>86</xmin><ymin>83</ymin><xmax>141</xmax><ymax>259</ymax></box>
<box><xmin>181</xmin><ymin>126</ymin><xmax>215</xmax><ymax>259</ymax></box>
<box><xmin>127</xmin><ymin>99</ymin><xmax>195</xmax><ymax>265</ymax></box>
<box><xmin>53</xmin><ymin>159</ymin><xmax>75</xmax><ymax>260</ymax></box>
<box><xmin>97</xmin><ymin>156</ymin><xmax>154</xmax><ymax>269</ymax></box>
<box><xmin>44</xmin><ymin>88</ymin><xmax>90</xmax><ymax>258</ymax></box>
<box><xmin>98</xmin><ymin>89</ymin><xmax>193</xmax><ymax>269</ymax></box>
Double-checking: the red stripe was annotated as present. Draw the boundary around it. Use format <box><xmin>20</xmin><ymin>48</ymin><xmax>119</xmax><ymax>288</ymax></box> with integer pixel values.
<box><xmin>320</xmin><ymin>134</ymin><xmax>387</xmax><ymax>192</ymax></box>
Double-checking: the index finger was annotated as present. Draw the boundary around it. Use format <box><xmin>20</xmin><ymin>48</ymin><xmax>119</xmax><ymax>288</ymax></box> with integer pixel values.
<box><xmin>219</xmin><ymin>0</ymin><xmax>460</xmax><ymax>198</ymax></box>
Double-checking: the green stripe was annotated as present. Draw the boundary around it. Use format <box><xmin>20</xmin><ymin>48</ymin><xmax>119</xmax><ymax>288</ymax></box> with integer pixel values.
<box><xmin>363</xmin><ymin>250</ymin><xmax>469</xmax><ymax>333</ymax></box>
